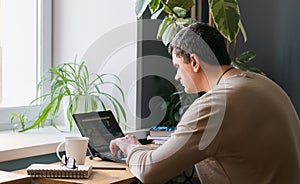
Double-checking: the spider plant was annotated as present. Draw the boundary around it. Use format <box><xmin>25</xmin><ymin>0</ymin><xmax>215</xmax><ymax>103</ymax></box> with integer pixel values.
<box><xmin>10</xmin><ymin>61</ymin><xmax>126</xmax><ymax>132</ymax></box>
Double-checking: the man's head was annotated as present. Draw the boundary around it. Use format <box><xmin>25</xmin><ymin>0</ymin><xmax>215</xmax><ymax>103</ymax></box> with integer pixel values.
<box><xmin>168</xmin><ymin>22</ymin><xmax>231</xmax><ymax>65</ymax></box>
<box><xmin>168</xmin><ymin>22</ymin><xmax>232</xmax><ymax>93</ymax></box>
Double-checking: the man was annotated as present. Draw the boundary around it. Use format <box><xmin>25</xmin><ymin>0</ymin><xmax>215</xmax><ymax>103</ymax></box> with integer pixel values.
<box><xmin>110</xmin><ymin>23</ymin><xmax>300</xmax><ymax>183</ymax></box>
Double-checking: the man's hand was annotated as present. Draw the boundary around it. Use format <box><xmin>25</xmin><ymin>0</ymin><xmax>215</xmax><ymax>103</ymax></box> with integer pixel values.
<box><xmin>110</xmin><ymin>134</ymin><xmax>142</xmax><ymax>155</ymax></box>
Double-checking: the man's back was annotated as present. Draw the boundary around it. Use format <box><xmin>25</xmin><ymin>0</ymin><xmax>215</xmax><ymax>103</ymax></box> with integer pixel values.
<box><xmin>196</xmin><ymin>71</ymin><xmax>300</xmax><ymax>183</ymax></box>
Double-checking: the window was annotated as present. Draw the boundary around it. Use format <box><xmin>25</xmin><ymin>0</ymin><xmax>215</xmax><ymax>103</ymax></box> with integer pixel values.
<box><xmin>0</xmin><ymin>0</ymin><xmax>51</xmax><ymax>130</ymax></box>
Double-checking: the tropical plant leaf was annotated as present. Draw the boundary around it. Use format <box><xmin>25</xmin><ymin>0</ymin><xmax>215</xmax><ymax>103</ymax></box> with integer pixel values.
<box><xmin>166</xmin><ymin>0</ymin><xmax>194</xmax><ymax>14</ymax></box>
<box><xmin>231</xmin><ymin>61</ymin><xmax>248</xmax><ymax>70</ymax></box>
<box><xmin>175</xmin><ymin>17</ymin><xmax>198</xmax><ymax>26</ymax></box>
<box><xmin>231</xmin><ymin>60</ymin><xmax>265</xmax><ymax>75</ymax></box>
<box><xmin>209</xmin><ymin>0</ymin><xmax>240</xmax><ymax>42</ymax></box>
<box><xmin>135</xmin><ymin>0</ymin><xmax>152</xmax><ymax>18</ymax></box>
<box><xmin>173</xmin><ymin>7</ymin><xmax>186</xmax><ymax>18</ymax></box>
<box><xmin>235</xmin><ymin>51</ymin><xmax>256</xmax><ymax>64</ymax></box>
<box><xmin>162</xmin><ymin>23</ymin><xmax>184</xmax><ymax>45</ymax></box>
<box><xmin>238</xmin><ymin>20</ymin><xmax>247</xmax><ymax>42</ymax></box>
<box><xmin>151</xmin><ymin>7</ymin><xmax>164</xmax><ymax>19</ymax></box>
<box><xmin>149</xmin><ymin>0</ymin><xmax>160</xmax><ymax>14</ymax></box>
<box><xmin>247</xmin><ymin>66</ymin><xmax>265</xmax><ymax>75</ymax></box>
<box><xmin>157</xmin><ymin>16</ymin><xmax>173</xmax><ymax>39</ymax></box>
<box><xmin>161</xmin><ymin>1</ymin><xmax>173</xmax><ymax>15</ymax></box>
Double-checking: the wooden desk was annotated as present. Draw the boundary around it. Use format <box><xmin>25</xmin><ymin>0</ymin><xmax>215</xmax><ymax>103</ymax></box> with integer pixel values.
<box><xmin>0</xmin><ymin>170</ymin><xmax>31</xmax><ymax>184</ymax></box>
<box><xmin>14</xmin><ymin>157</ymin><xmax>137</xmax><ymax>184</ymax></box>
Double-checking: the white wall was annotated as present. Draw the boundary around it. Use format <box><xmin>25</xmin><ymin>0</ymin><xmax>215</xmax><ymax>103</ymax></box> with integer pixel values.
<box><xmin>53</xmin><ymin>0</ymin><xmax>137</xmax><ymax>130</ymax></box>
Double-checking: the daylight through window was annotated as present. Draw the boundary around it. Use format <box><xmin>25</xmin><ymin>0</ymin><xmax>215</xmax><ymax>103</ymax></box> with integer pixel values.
<box><xmin>0</xmin><ymin>0</ymin><xmax>39</xmax><ymax>108</ymax></box>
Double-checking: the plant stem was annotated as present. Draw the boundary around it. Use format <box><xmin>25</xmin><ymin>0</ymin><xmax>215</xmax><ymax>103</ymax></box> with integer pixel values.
<box><xmin>233</xmin><ymin>39</ymin><xmax>237</xmax><ymax>61</ymax></box>
<box><xmin>209</xmin><ymin>11</ymin><xmax>214</xmax><ymax>27</ymax></box>
<box><xmin>227</xmin><ymin>40</ymin><xmax>230</xmax><ymax>54</ymax></box>
<box><xmin>160</xmin><ymin>0</ymin><xmax>180</xmax><ymax>18</ymax></box>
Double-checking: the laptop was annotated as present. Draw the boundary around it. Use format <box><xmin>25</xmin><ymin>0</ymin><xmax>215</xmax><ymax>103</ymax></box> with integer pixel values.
<box><xmin>72</xmin><ymin>110</ymin><xmax>126</xmax><ymax>163</ymax></box>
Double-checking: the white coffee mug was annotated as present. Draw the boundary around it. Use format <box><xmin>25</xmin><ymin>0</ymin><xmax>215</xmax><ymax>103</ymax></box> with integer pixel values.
<box><xmin>56</xmin><ymin>137</ymin><xmax>89</xmax><ymax>165</ymax></box>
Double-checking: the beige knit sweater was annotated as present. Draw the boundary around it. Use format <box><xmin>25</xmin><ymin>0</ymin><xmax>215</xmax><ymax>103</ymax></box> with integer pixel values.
<box><xmin>126</xmin><ymin>72</ymin><xmax>300</xmax><ymax>184</ymax></box>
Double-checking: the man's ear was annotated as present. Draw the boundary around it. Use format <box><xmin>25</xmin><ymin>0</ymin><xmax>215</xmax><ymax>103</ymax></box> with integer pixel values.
<box><xmin>190</xmin><ymin>54</ymin><xmax>201</xmax><ymax>72</ymax></box>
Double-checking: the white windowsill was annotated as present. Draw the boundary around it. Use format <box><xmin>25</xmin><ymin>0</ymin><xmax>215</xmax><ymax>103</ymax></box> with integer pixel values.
<box><xmin>0</xmin><ymin>126</ymin><xmax>149</xmax><ymax>163</ymax></box>
<box><xmin>0</xmin><ymin>126</ymin><xmax>81</xmax><ymax>162</ymax></box>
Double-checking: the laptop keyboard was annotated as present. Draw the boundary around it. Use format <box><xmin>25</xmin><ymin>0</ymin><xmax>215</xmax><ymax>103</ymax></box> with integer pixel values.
<box><xmin>101</xmin><ymin>152</ymin><xmax>126</xmax><ymax>163</ymax></box>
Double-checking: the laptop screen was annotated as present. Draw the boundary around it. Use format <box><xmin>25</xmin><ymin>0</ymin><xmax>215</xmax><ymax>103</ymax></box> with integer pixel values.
<box><xmin>72</xmin><ymin>111</ymin><xmax>124</xmax><ymax>156</ymax></box>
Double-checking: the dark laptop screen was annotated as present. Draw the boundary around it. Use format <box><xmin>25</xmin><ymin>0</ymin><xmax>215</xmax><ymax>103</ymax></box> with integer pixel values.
<box><xmin>73</xmin><ymin>111</ymin><xmax>124</xmax><ymax>153</ymax></box>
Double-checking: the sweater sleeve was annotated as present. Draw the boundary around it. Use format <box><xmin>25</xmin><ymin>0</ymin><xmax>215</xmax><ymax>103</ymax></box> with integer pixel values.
<box><xmin>126</xmin><ymin>92</ymin><xmax>223</xmax><ymax>183</ymax></box>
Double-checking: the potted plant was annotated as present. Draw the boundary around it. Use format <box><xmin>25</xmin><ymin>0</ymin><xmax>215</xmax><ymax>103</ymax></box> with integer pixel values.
<box><xmin>135</xmin><ymin>0</ymin><xmax>264</xmax><ymax>128</ymax></box>
<box><xmin>10</xmin><ymin>60</ymin><xmax>126</xmax><ymax>132</ymax></box>
<box><xmin>158</xmin><ymin>84</ymin><xmax>205</xmax><ymax>127</ymax></box>
<box><xmin>135</xmin><ymin>0</ymin><xmax>263</xmax><ymax>74</ymax></box>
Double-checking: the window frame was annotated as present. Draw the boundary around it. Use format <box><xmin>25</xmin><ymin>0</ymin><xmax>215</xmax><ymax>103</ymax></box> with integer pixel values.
<box><xmin>0</xmin><ymin>0</ymin><xmax>52</xmax><ymax>131</ymax></box>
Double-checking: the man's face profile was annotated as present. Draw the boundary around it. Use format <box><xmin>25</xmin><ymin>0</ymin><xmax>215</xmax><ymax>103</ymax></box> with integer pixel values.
<box><xmin>172</xmin><ymin>51</ymin><xmax>197</xmax><ymax>94</ymax></box>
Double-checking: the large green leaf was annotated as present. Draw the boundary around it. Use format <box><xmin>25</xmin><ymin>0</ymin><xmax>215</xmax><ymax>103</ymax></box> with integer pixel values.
<box><xmin>149</xmin><ymin>0</ymin><xmax>160</xmax><ymax>14</ymax></box>
<box><xmin>162</xmin><ymin>23</ymin><xmax>183</xmax><ymax>46</ymax></box>
<box><xmin>231</xmin><ymin>60</ymin><xmax>265</xmax><ymax>75</ymax></box>
<box><xmin>175</xmin><ymin>17</ymin><xmax>198</xmax><ymax>26</ymax></box>
<box><xmin>166</xmin><ymin>0</ymin><xmax>194</xmax><ymax>13</ymax></box>
<box><xmin>158</xmin><ymin>17</ymin><xmax>196</xmax><ymax>42</ymax></box>
<box><xmin>157</xmin><ymin>16</ymin><xmax>173</xmax><ymax>39</ymax></box>
<box><xmin>238</xmin><ymin>20</ymin><xmax>247</xmax><ymax>42</ymax></box>
<box><xmin>235</xmin><ymin>51</ymin><xmax>256</xmax><ymax>64</ymax></box>
<box><xmin>173</xmin><ymin>7</ymin><xmax>186</xmax><ymax>18</ymax></box>
<box><xmin>151</xmin><ymin>7</ymin><xmax>164</xmax><ymax>19</ymax></box>
<box><xmin>209</xmin><ymin>0</ymin><xmax>240</xmax><ymax>42</ymax></box>
<box><xmin>135</xmin><ymin>0</ymin><xmax>152</xmax><ymax>18</ymax></box>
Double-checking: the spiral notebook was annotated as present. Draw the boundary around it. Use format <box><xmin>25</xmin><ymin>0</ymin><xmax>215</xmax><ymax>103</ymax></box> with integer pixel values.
<box><xmin>26</xmin><ymin>164</ymin><xmax>92</xmax><ymax>179</ymax></box>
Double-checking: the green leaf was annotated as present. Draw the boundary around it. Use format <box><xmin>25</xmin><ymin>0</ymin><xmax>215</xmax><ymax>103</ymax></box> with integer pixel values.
<box><xmin>231</xmin><ymin>60</ymin><xmax>265</xmax><ymax>75</ymax></box>
<box><xmin>19</xmin><ymin>103</ymin><xmax>53</xmax><ymax>132</ymax></box>
<box><xmin>248</xmin><ymin>67</ymin><xmax>265</xmax><ymax>75</ymax></box>
<box><xmin>66</xmin><ymin>103</ymin><xmax>74</xmax><ymax>131</ymax></box>
<box><xmin>12</xmin><ymin>60</ymin><xmax>126</xmax><ymax>132</ymax></box>
<box><xmin>238</xmin><ymin>20</ymin><xmax>247</xmax><ymax>42</ymax></box>
<box><xmin>209</xmin><ymin>0</ymin><xmax>240</xmax><ymax>42</ymax></box>
<box><xmin>231</xmin><ymin>60</ymin><xmax>249</xmax><ymax>71</ymax></box>
<box><xmin>235</xmin><ymin>51</ymin><xmax>256</xmax><ymax>64</ymax></box>
<box><xmin>162</xmin><ymin>23</ymin><xmax>184</xmax><ymax>46</ymax></box>
<box><xmin>173</xmin><ymin>7</ymin><xmax>186</xmax><ymax>18</ymax></box>
<box><xmin>135</xmin><ymin>0</ymin><xmax>152</xmax><ymax>18</ymax></box>
<box><xmin>157</xmin><ymin>16</ymin><xmax>173</xmax><ymax>39</ymax></box>
<box><xmin>91</xmin><ymin>97</ymin><xmax>98</xmax><ymax>111</ymax></box>
<box><xmin>175</xmin><ymin>18</ymin><xmax>198</xmax><ymax>26</ymax></box>
<box><xmin>98</xmin><ymin>82</ymin><xmax>125</xmax><ymax>102</ymax></box>
<box><xmin>149</xmin><ymin>0</ymin><xmax>160</xmax><ymax>14</ymax></box>
<box><xmin>151</xmin><ymin>7</ymin><xmax>164</xmax><ymax>19</ymax></box>
<box><xmin>166</xmin><ymin>0</ymin><xmax>194</xmax><ymax>14</ymax></box>
<box><xmin>94</xmin><ymin>95</ymin><xmax>106</xmax><ymax>111</ymax></box>
<box><xmin>99</xmin><ymin>92</ymin><xmax>127</xmax><ymax>123</ymax></box>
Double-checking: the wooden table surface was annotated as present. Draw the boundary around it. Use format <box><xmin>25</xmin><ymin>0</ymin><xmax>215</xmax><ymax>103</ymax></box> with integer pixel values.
<box><xmin>0</xmin><ymin>170</ymin><xmax>31</xmax><ymax>184</ymax></box>
<box><xmin>14</xmin><ymin>157</ymin><xmax>137</xmax><ymax>184</ymax></box>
